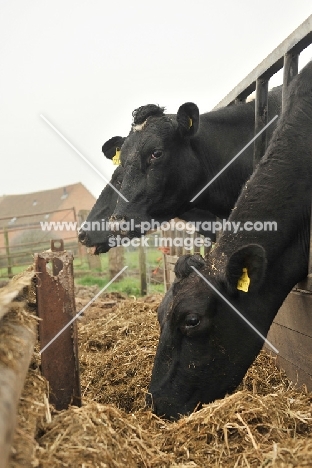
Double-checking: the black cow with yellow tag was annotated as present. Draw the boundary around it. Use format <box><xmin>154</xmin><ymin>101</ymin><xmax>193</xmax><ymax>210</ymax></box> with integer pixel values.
<box><xmin>147</xmin><ymin>60</ymin><xmax>312</xmax><ymax>420</ymax></box>
<box><xmin>108</xmin><ymin>88</ymin><xmax>282</xmax><ymax>237</ymax></box>
<box><xmin>78</xmin><ymin>136</ymin><xmax>217</xmax><ymax>253</ymax></box>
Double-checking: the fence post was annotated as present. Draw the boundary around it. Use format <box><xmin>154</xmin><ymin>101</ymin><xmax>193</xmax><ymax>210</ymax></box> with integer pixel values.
<box><xmin>36</xmin><ymin>239</ymin><xmax>81</xmax><ymax>410</ymax></box>
<box><xmin>193</xmin><ymin>232</ymin><xmax>201</xmax><ymax>255</ymax></box>
<box><xmin>253</xmin><ymin>78</ymin><xmax>269</xmax><ymax>167</ymax></box>
<box><xmin>4</xmin><ymin>229</ymin><xmax>12</xmax><ymax>278</ymax></box>
<box><xmin>139</xmin><ymin>242</ymin><xmax>147</xmax><ymax>296</ymax></box>
<box><xmin>108</xmin><ymin>246</ymin><xmax>125</xmax><ymax>280</ymax></box>
<box><xmin>282</xmin><ymin>52</ymin><xmax>299</xmax><ymax>109</ymax></box>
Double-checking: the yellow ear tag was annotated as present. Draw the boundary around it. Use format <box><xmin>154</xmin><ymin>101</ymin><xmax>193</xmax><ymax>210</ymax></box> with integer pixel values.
<box><xmin>112</xmin><ymin>148</ymin><xmax>121</xmax><ymax>165</ymax></box>
<box><xmin>189</xmin><ymin>117</ymin><xmax>193</xmax><ymax>128</ymax></box>
<box><xmin>237</xmin><ymin>268</ymin><xmax>250</xmax><ymax>292</ymax></box>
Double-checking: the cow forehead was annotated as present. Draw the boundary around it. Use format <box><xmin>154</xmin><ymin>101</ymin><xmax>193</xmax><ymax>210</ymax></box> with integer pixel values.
<box><xmin>132</xmin><ymin>120</ymin><xmax>148</xmax><ymax>132</ymax></box>
<box><xmin>131</xmin><ymin>115</ymin><xmax>176</xmax><ymax>135</ymax></box>
<box><xmin>171</xmin><ymin>275</ymin><xmax>212</xmax><ymax>315</ymax></box>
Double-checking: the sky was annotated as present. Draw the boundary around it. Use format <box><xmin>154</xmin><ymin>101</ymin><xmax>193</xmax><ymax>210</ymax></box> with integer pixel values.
<box><xmin>1</xmin><ymin>1</ymin><xmax>312</xmax><ymax>200</ymax></box>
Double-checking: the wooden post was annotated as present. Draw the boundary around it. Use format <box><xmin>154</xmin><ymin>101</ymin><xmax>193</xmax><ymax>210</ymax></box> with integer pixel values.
<box><xmin>193</xmin><ymin>232</ymin><xmax>201</xmax><ymax>255</ymax></box>
<box><xmin>170</xmin><ymin>227</ymin><xmax>176</xmax><ymax>256</ymax></box>
<box><xmin>162</xmin><ymin>230</ymin><xmax>171</xmax><ymax>292</ymax></box>
<box><xmin>175</xmin><ymin>226</ymin><xmax>183</xmax><ymax>257</ymax></box>
<box><xmin>4</xmin><ymin>229</ymin><xmax>12</xmax><ymax>278</ymax></box>
<box><xmin>77</xmin><ymin>209</ymin><xmax>91</xmax><ymax>266</ymax></box>
<box><xmin>108</xmin><ymin>246</ymin><xmax>125</xmax><ymax>280</ymax></box>
<box><xmin>139</xmin><ymin>242</ymin><xmax>147</xmax><ymax>296</ymax></box>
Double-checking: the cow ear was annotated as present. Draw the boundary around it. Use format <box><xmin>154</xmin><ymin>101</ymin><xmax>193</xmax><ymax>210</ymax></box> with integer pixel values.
<box><xmin>102</xmin><ymin>136</ymin><xmax>126</xmax><ymax>160</ymax></box>
<box><xmin>177</xmin><ymin>103</ymin><xmax>199</xmax><ymax>138</ymax></box>
<box><xmin>226</xmin><ymin>244</ymin><xmax>267</xmax><ymax>293</ymax></box>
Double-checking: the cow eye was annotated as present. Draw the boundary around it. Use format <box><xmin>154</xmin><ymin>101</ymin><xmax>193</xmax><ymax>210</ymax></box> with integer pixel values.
<box><xmin>184</xmin><ymin>314</ymin><xmax>200</xmax><ymax>329</ymax></box>
<box><xmin>151</xmin><ymin>150</ymin><xmax>162</xmax><ymax>160</ymax></box>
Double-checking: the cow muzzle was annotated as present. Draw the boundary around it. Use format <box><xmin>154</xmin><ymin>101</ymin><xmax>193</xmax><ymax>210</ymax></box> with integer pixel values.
<box><xmin>109</xmin><ymin>215</ymin><xmax>131</xmax><ymax>236</ymax></box>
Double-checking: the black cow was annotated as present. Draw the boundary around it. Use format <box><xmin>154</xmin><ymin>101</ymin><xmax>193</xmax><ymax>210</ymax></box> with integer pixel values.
<box><xmin>79</xmin><ymin>138</ymin><xmax>218</xmax><ymax>253</ymax></box>
<box><xmin>147</xmin><ymin>61</ymin><xmax>312</xmax><ymax>420</ymax></box>
<box><xmin>108</xmin><ymin>87</ymin><xmax>282</xmax><ymax>236</ymax></box>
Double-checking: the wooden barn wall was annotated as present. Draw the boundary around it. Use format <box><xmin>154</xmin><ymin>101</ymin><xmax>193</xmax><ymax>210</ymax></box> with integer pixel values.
<box><xmin>266</xmin><ymin>290</ymin><xmax>312</xmax><ymax>391</ymax></box>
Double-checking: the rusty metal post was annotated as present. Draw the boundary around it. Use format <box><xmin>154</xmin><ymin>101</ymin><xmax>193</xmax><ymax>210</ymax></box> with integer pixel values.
<box><xmin>35</xmin><ymin>239</ymin><xmax>81</xmax><ymax>410</ymax></box>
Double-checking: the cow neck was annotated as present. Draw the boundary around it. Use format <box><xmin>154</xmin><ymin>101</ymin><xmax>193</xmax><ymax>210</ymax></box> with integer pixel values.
<box><xmin>212</xmin><ymin>122</ymin><xmax>312</xmax><ymax>272</ymax></box>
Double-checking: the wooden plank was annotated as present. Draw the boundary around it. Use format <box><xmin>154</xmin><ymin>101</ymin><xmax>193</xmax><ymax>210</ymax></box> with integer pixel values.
<box><xmin>0</xmin><ymin>279</ymin><xmax>37</xmax><ymax>468</ymax></box>
<box><xmin>170</xmin><ymin>229</ymin><xmax>176</xmax><ymax>256</ymax></box>
<box><xmin>162</xmin><ymin>230</ymin><xmax>171</xmax><ymax>292</ymax></box>
<box><xmin>267</xmin><ymin>323</ymin><xmax>312</xmax><ymax>390</ymax></box>
<box><xmin>169</xmin><ymin>268</ymin><xmax>176</xmax><ymax>285</ymax></box>
<box><xmin>166</xmin><ymin>254</ymin><xmax>178</xmax><ymax>285</ymax></box>
<box><xmin>162</xmin><ymin>253</ymin><xmax>170</xmax><ymax>293</ymax></box>
<box><xmin>266</xmin><ymin>291</ymin><xmax>312</xmax><ymax>391</ymax></box>
<box><xmin>214</xmin><ymin>15</ymin><xmax>312</xmax><ymax>108</ymax></box>
<box><xmin>166</xmin><ymin>255</ymin><xmax>179</xmax><ymax>265</ymax></box>
<box><xmin>0</xmin><ymin>270</ymin><xmax>34</xmax><ymax>321</ymax></box>
<box><xmin>297</xmin><ymin>203</ymin><xmax>312</xmax><ymax>291</ymax></box>
<box><xmin>271</xmin><ymin>291</ymin><xmax>312</xmax><ymax>337</ymax></box>
<box><xmin>273</xmin><ymin>354</ymin><xmax>312</xmax><ymax>391</ymax></box>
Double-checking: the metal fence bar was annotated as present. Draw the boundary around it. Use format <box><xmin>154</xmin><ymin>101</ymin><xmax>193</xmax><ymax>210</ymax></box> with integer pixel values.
<box><xmin>253</xmin><ymin>78</ymin><xmax>269</xmax><ymax>167</ymax></box>
<box><xmin>282</xmin><ymin>52</ymin><xmax>299</xmax><ymax>109</ymax></box>
<box><xmin>214</xmin><ymin>15</ymin><xmax>312</xmax><ymax>109</ymax></box>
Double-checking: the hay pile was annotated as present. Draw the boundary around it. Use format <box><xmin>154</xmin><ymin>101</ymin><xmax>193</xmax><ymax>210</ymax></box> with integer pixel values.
<box><xmin>10</xmin><ymin>293</ymin><xmax>312</xmax><ymax>467</ymax></box>
<box><xmin>78</xmin><ymin>297</ymin><xmax>160</xmax><ymax>412</ymax></box>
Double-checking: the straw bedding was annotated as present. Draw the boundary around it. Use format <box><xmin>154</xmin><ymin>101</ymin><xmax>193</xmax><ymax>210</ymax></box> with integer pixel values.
<box><xmin>8</xmin><ymin>291</ymin><xmax>312</xmax><ymax>467</ymax></box>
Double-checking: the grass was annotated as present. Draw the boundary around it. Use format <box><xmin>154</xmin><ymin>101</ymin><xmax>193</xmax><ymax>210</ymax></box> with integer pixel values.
<box><xmin>0</xmin><ymin>243</ymin><xmax>166</xmax><ymax>297</ymax></box>
<box><xmin>0</xmin><ymin>264</ymin><xmax>29</xmax><ymax>279</ymax></box>
<box><xmin>98</xmin><ymin>247</ymin><xmax>163</xmax><ymax>272</ymax></box>
<box><xmin>77</xmin><ymin>275</ymin><xmax>142</xmax><ymax>296</ymax></box>
<box><xmin>76</xmin><ymin>245</ymin><xmax>165</xmax><ymax>297</ymax></box>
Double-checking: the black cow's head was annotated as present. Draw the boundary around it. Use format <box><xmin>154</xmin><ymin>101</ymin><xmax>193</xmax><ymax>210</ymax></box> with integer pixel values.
<box><xmin>78</xmin><ymin>136</ymin><xmax>125</xmax><ymax>254</ymax></box>
<box><xmin>147</xmin><ymin>245</ymin><xmax>272</xmax><ymax>420</ymax></box>
<box><xmin>109</xmin><ymin>103</ymin><xmax>206</xmax><ymax>235</ymax></box>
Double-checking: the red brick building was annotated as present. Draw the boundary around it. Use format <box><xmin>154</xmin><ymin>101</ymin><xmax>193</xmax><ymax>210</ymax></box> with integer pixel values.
<box><xmin>0</xmin><ymin>183</ymin><xmax>96</xmax><ymax>262</ymax></box>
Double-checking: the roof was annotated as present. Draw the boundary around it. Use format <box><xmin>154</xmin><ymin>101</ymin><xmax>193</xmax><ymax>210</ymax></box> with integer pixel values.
<box><xmin>0</xmin><ymin>183</ymin><xmax>96</xmax><ymax>230</ymax></box>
